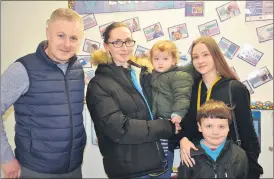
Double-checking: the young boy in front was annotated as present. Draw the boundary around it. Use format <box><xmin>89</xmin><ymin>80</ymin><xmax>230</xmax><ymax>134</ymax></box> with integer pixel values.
<box><xmin>178</xmin><ymin>100</ymin><xmax>248</xmax><ymax>178</ymax></box>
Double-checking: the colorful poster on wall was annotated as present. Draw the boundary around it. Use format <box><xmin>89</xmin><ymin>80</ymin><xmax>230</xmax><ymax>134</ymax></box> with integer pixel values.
<box><xmin>185</xmin><ymin>2</ymin><xmax>204</xmax><ymax>16</ymax></box>
<box><xmin>251</xmin><ymin>110</ymin><xmax>261</xmax><ymax>150</ymax></box>
<box><xmin>82</xmin><ymin>39</ymin><xmax>100</xmax><ymax>54</ymax></box>
<box><xmin>218</xmin><ymin>37</ymin><xmax>240</xmax><ymax>59</ymax></box>
<box><xmin>242</xmin><ymin>80</ymin><xmax>254</xmax><ymax>94</ymax></box>
<box><xmin>122</xmin><ymin>17</ymin><xmax>141</xmax><ymax>32</ymax></box>
<box><xmin>134</xmin><ymin>45</ymin><xmax>150</xmax><ymax>57</ymax></box>
<box><xmin>256</xmin><ymin>23</ymin><xmax>273</xmax><ymax>43</ymax></box>
<box><xmin>69</xmin><ymin>1</ymin><xmax>186</xmax><ymax>15</ymax></box>
<box><xmin>77</xmin><ymin>55</ymin><xmax>91</xmax><ymax>68</ymax></box>
<box><xmin>143</xmin><ymin>22</ymin><xmax>164</xmax><ymax>41</ymax></box>
<box><xmin>216</xmin><ymin>1</ymin><xmax>241</xmax><ymax>22</ymax></box>
<box><xmin>248</xmin><ymin>66</ymin><xmax>273</xmax><ymax>88</ymax></box>
<box><xmin>168</xmin><ymin>23</ymin><xmax>189</xmax><ymax>41</ymax></box>
<box><xmin>99</xmin><ymin>22</ymin><xmax>115</xmax><ymax>39</ymax></box>
<box><xmin>237</xmin><ymin>44</ymin><xmax>263</xmax><ymax>66</ymax></box>
<box><xmin>245</xmin><ymin>1</ymin><xmax>273</xmax><ymax>22</ymax></box>
<box><xmin>198</xmin><ymin>20</ymin><xmax>220</xmax><ymax>36</ymax></box>
<box><xmin>83</xmin><ymin>14</ymin><xmax>97</xmax><ymax>30</ymax></box>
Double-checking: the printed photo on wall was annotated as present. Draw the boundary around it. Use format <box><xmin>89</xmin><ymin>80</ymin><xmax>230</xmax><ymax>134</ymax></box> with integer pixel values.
<box><xmin>178</xmin><ymin>53</ymin><xmax>191</xmax><ymax>66</ymax></box>
<box><xmin>168</xmin><ymin>23</ymin><xmax>189</xmax><ymax>41</ymax></box>
<box><xmin>242</xmin><ymin>80</ymin><xmax>254</xmax><ymax>94</ymax></box>
<box><xmin>256</xmin><ymin>23</ymin><xmax>273</xmax><ymax>43</ymax></box>
<box><xmin>216</xmin><ymin>1</ymin><xmax>240</xmax><ymax>22</ymax></box>
<box><xmin>134</xmin><ymin>45</ymin><xmax>150</xmax><ymax>57</ymax></box>
<box><xmin>185</xmin><ymin>1</ymin><xmax>204</xmax><ymax>16</ymax></box>
<box><xmin>143</xmin><ymin>22</ymin><xmax>164</xmax><ymax>41</ymax></box>
<box><xmin>245</xmin><ymin>1</ymin><xmax>273</xmax><ymax>22</ymax></box>
<box><xmin>230</xmin><ymin>67</ymin><xmax>240</xmax><ymax>80</ymax></box>
<box><xmin>84</xmin><ymin>68</ymin><xmax>95</xmax><ymax>85</ymax></box>
<box><xmin>99</xmin><ymin>21</ymin><xmax>114</xmax><ymax>39</ymax></box>
<box><xmin>122</xmin><ymin>17</ymin><xmax>140</xmax><ymax>32</ymax></box>
<box><xmin>218</xmin><ymin>37</ymin><xmax>240</xmax><ymax>59</ymax></box>
<box><xmin>77</xmin><ymin>55</ymin><xmax>91</xmax><ymax>68</ymax></box>
<box><xmin>83</xmin><ymin>14</ymin><xmax>97</xmax><ymax>31</ymax></box>
<box><xmin>82</xmin><ymin>39</ymin><xmax>100</xmax><ymax>54</ymax></box>
<box><xmin>248</xmin><ymin>66</ymin><xmax>273</xmax><ymax>88</ymax></box>
<box><xmin>252</xmin><ymin>111</ymin><xmax>261</xmax><ymax>150</ymax></box>
<box><xmin>237</xmin><ymin>44</ymin><xmax>263</xmax><ymax>66</ymax></box>
<box><xmin>198</xmin><ymin>20</ymin><xmax>220</xmax><ymax>36</ymax></box>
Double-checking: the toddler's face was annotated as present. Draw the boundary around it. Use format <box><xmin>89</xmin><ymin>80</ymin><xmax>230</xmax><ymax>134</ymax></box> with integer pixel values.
<box><xmin>152</xmin><ymin>50</ymin><xmax>176</xmax><ymax>73</ymax></box>
<box><xmin>198</xmin><ymin>117</ymin><xmax>229</xmax><ymax>148</ymax></box>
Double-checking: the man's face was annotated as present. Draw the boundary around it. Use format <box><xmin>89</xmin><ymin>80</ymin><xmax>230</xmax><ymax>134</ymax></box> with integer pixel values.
<box><xmin>46</xmin><ymin>19</ymin><xmax>83</xmax><ymax>63</ymax></box>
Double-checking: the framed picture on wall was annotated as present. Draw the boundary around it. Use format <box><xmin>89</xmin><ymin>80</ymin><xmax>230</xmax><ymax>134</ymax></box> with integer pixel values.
<box><xmin>242</xmin><ymin>80</ymin><xmax>254</xmax><ymax>94</ymax></box>
<box><xmin>122</xmin><ymin>17</ymin><xmax>141</xmax><ymax>32</ymax></box>
<box><xmin>245</xmin><ymin>1</ymin><xmax>273</xmax><ymax>22</ymax></box>
<box><xmin>77</xmin><ymin>55</ymin><xmax>92</xmax><ymax>68</ymax></box>
<box><xmin>134</xmin><ymin>45</ymin><xmax>150</xmax><ymax>57</ymax></box>
<box><xmin>218</xmin><ymin>37</ymin><xmax>240</xmax><ymax>59</ymax></box>
<box><xmin>216</xmin><ymin>1</ymin><xmax>240</xmax><ymax>22</ymax></box>
<box><xmin>168</xmin><ymin>23</ymin><xmax>189</xmax><ymax>41</ymax></box>
<box><xmin>198</xmin><ymin>19</ymin><xmax>220</xmax><ymax>36</ymax></box>
<box><xmin>143</xmin><ymin>22</ymin><xmax>164</xmax><ymax>41</ymax></box>
<box><xmin>256</xmin><ymin>23</ymin><xmax>273</xmax><ymax>43</ymax></box>
<box><xmin>99</xmin><ymin>21</ymin><xmax>114</xmax><ymax>39</ymax></box>
<box><xmin>248</xmin><ymin>66</ymin><xmax>273</xmax><ymax>88</ymax></box>
<box><xmin>185</xmin><ymin>1</ymin><xmax>204</xmax><ymax>16</ymax></box>
<box><xmin>237</xmin><ymin>44</ymin><xmax>263</xmax><ymax>66</ymax></box>
<box><xmin>82</xmin><ymin>39</ymin><xmax>100</xmax><ymax>54</ymax></box>
<box><xmin>82</xmin><ymin>14</ymin><xmax>97</xmax><ymax>31</ymax></box>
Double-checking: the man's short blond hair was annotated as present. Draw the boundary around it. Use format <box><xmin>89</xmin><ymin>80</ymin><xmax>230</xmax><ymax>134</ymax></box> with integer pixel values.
<box><xmin>47</xmin><ymin>8</ymin><xmax>83</xmax><ymax>29</ymax></box>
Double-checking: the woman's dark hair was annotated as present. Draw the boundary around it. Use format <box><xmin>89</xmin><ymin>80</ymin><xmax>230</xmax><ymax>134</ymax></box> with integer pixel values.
<box><xmin>103</xmin><ymin>22</ymin><xmax>130</xmax><ymax>43</ymax></box>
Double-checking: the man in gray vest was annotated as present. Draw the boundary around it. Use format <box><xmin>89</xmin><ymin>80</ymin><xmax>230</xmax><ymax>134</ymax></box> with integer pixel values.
<box><xmin>1</xmin><ymin>8</ymin><xmax>86</xmax><ymax>178</ymax></box>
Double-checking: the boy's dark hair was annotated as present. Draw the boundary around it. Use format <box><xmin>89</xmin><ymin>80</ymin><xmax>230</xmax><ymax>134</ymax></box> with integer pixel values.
<box><xmin>197</xmin><ymin>100</ymin><xmax>232</xmax><ymax>124</ymax></box>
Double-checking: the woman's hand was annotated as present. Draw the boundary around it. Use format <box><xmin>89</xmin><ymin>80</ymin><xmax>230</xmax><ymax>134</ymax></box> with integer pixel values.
<box><xmin>180</xmin><ymin>137</ymin><xmax>198</xmax><ymax>167</ymax></box>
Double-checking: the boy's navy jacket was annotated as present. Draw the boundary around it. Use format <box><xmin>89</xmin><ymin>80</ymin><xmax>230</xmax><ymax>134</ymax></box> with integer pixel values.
<box><xmin>178</xmin><ymin>139</ymin><xmax>249</xmax><ymax>178</ymax></box>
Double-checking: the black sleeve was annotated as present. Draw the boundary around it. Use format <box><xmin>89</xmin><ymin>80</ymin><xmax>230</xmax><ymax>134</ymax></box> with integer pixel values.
<box><xmin>232</xmin><ymin>81</ymin><xmax>263</xmax><ymax>177</ymax></box>
<box><xmin>86</xmin><ymin>80</ymin><xmax>175</xmax><ymax>145</ymax></box>
<box><xmin>177</xmin><ymin>164</ymin><xmax>192</xmax><ymax>178</ymax></box>
<box><xmin>178</xmin><ymin>85</ymin><xmax>200</xmax><ymax>141</ymax></box>
<box><xmin>234</xmin><ymin>147</ymin><xmax>249</xmax><ymax>178</ymax></box>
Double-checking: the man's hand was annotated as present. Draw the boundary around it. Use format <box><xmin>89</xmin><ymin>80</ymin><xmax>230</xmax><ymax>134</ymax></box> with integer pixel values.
<box><xmin>1</xmin><ymin>158</ymin><xmax>21</xmax><ymax>178</ymax></box>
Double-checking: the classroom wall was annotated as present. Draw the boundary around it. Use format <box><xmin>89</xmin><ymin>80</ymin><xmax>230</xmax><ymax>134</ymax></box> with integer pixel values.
<box><xmin>1</xmin><ymin>1</ymin><xmax>273</xmax><ymax>178</ymax></box>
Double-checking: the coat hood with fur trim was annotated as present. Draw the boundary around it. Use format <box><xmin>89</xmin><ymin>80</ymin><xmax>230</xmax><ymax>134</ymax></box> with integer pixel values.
<box><xmin>91</xmin><ymin>50</ymin><xmax>153</xmax><ymax>73</ymax></box>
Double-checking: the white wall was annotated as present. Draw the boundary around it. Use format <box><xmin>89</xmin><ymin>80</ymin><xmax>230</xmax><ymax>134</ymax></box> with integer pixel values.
<box><xmin>1</xmin><ymin>1</ymin><xmax>273</xmax><ymax>178</ymax></box>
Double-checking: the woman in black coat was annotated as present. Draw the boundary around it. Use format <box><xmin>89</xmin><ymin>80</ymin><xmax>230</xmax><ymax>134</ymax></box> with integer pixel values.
<box><xmin>86</xmin><ymin>22</ymin><xmax>180</xmax><ymax>179</ymax></box>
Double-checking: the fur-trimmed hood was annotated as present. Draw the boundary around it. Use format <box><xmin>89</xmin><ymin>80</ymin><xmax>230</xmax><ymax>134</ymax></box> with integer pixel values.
<box><xmin>91</xmin><ymin>50</ymin><xmax>153</xmax><ymax>73</ymax></box>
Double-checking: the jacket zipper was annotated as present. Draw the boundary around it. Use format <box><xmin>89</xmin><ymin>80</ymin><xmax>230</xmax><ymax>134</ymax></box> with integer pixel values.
<box><xmin>203</xmin><ymin>141</ymin><xmax>231</xmax><ymax>178</ymax></box>
<box><xmin>136</xmin><ymin>68</ymin><xmax>163</xmax><ymax>161</ymax></box>
<box><xmin>57</xmin><ymin>65</ymin><xmax>74</xmax><ymax>172</ymax></box>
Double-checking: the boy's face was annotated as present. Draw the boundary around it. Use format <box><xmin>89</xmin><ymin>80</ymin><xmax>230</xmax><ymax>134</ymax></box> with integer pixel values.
<box><xmin>152</xmin><ymin>50</ymin><xmax>176</xmax><ymax>72</ymax></box>
<box><xmin>198</xmin><ymin>117</ymin><xmax>229</xmax><ymax>148</ymax></box>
